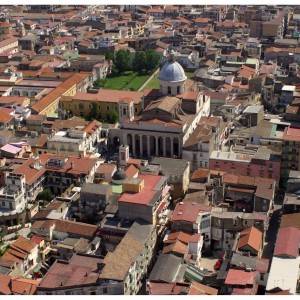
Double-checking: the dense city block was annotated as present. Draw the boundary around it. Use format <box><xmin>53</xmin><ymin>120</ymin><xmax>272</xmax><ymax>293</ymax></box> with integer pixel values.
<box><xmin>0</xmin><ymin>4</ymin><xmax>299</xmax><ymax>295</ymax></box>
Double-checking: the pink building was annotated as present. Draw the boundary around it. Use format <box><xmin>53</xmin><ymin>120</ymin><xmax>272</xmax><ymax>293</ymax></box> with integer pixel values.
<box><xmin>209</xmin><ymin>146</ymin><xmax>281</xmax><ymax>184</ymax></box>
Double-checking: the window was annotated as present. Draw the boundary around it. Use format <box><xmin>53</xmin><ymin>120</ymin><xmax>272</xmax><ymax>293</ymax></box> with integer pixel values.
<box><xmin>107</xmin><ymin>106</ymin><xmax>110</xmax><ymax>111</ymax></box>
<box><xmin>2</xmin><ymin>201</ymin><xmax>5</xmax><ymax>207</ymax></box>
<box><xmin>168</xmin><ymin>86</ymin><xmax>171</xmax><ymax>95</ymax></box>
<box><xmin>177</xmin><ymin>86</ymin><xmax>180</xmax><ymax>94</ymax></box>
<box><xmin>103</xmin><ymin>287</ymin><xmax>108</xmax><ymax>294</ymax></box>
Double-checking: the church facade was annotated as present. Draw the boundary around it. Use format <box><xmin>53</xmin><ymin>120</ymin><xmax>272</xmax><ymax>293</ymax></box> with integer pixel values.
<box><xmin>109</xmin><ymin>52</ymin><xmax>211</xmax><ymax>159</ymax></box>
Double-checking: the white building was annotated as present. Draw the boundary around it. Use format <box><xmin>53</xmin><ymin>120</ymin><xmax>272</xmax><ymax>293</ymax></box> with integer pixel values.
<box><xmin>266</xmin><ymin>257</ymin><xmax>300</xmax><ymax>294</ymax></box>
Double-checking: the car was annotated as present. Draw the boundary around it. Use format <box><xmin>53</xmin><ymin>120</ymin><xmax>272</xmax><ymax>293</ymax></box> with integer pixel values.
<box><xmin>214</xmin><ymin>258</ymin><xmax>223</xmax><ymax>270</ymax></box>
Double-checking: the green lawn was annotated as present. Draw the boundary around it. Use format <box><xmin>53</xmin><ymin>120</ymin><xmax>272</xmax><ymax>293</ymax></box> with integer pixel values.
<box><xmin>126</xmin><ymin>74</ymin><xmax>150</xmax><ymax>90</ymax></box>
<box><xmin>98</xmin><ymin>71</ymin><xmax>151</xmax><ymax>91</ymax></box>
<box><xmin>143</xmin><ymin>74</ymin><xmax>160</xmax><ymax>90</ymax></box>
<box><xmin>97</xmin><ymin>69</ymin><xmax>195</xmax><ymax>92</ymax></box>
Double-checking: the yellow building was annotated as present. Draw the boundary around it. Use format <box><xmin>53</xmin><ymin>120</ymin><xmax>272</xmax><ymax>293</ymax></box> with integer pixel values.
<box><xmin>60</xmin><ymin>89</ymin><xmax>143</xmax><ymax>120</ymax></box>
<box><xmin>31</xmin><ymin>73</ymin><xmax>91</xmax><ymax>117</ymax></box>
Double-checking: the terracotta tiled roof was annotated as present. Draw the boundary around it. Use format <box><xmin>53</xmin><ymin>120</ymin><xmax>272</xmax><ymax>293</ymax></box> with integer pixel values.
<box><xmin>125</xmin><ymin>164</ymin><xmax>139</xmax><ymax>178</ymax></box>
<box><xmin>32</xmin><ymin>219</ymin><xmax>97</xmax><ymax>239</ymax></box>
<box><xmin>171</xmin><ymin>202</ymin><xmax>210</xmax><ymax>223</ymax></box>
<box><xmin>225</xmin><ymin>269</ymin><xmax>256</xmax><ymax>286</ymax></box>
<box><xmin>71</xmin><ymin>89</ymin><xmax>143</xmax><ymax>104</ymax></box>
<box><xmin>148</xmin><ymin>282</ymin><xmax>189</xmax><ymax>295</ymax></box>
<box><xmin>0</xmin><ymin>274</ymin><xmax>11</xmax><ymax>294</ymax></box>
<box><xmin>0</xmin><ymin>107</ymin><xmax>13</xmax><ymax>123</ymax></box>
<box><xmin>11</xmin><ymin>277</ymin><xmax>39</xmax><ymax>295</ymax></box>
<box><xmin>237</xmin><ymin>226</ymin><xmax>263</xmax><ymax>254</ymax></box>
<box><xmin>39</xmin><ymin>254</ymin><xmax>101</xmax><ymax>289</ymax></box>
<box><xmin>194</xmin><ymin>17</ymin><xmax>211</xmax><ymax>23</ymax></box>
<box><xmin>191</xmin><ymin>168</ymin><xmax>210</xmax><ymax>181</ymax></box>
<box><xmin>162</xmin><ymin>240</ymin><xmax>187</xmax><ymax>255</ymax></box>
<box><xmin>282</xmin><ymin>126</ymin><xmax>300</xmax><ymax>142</ymax></box>
<box><xmin>96</xmin><ymin>163</ymin><xmax>116</xmax><ymax>175</ymax></box>
<box><xmin>32</xmin><ymin>73</ymin><xmax>89</xmax><ymax>113</ymax></box>
<box><xmin>0</xmin><ymin>96</ymin><xmax>29</xmax><ymax>106</ymax></box>
<box><xmin>281</xmin><ymin>212</ymin><xmax>300</xmax><ymax>229</ymax></box>
<box><xmin>39</xmin><ymin>153</ymin><xmax>98</xmax><ymax>176</ymax></box>
<box><xmin>165</xmin><ymin>231</ymin><xmax>200</xmax><ymax>245</ymax></box>
<box><xmin>118</xmin><ymin>174</ymin><xmax>163</xmax><ymax>205</ymax></box>
<box><xmin>274</xmin><ymin>226</ymin><xmax>300</xmax><ymax>258</ymax></box>
<box><xmin>14</xmin><ymin>158</ymin><xmax>46</xmax><ymax>186</ymax></box>
<box><xmin>188</xmin><ymin>281</ymin><xmax>218</xmax><ymax>295</ymax></box>
<box><xmin>0</xmin><ymin>37</ymin><xmax>18</xmax><ymax>49</ymax></box>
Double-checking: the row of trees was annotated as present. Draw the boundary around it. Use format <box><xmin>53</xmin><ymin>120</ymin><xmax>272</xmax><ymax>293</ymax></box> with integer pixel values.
<box><xmin>105</xmin><ymin>49</ymin><xmax>161</xmax><ymax>75</ymax></box>
<box><xmin>86</xmin><ymin>103</ymin><xmax>118</xmax><ymax>123</ymax></box>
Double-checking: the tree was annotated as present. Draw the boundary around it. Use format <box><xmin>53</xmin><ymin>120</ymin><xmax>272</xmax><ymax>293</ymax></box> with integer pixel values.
<box><xmin>114</xmin><ymin>49</ymin><xmax>131</xmax><ymax>73</ymax></box>
<box><xmin>105</xmin><ymin>110</ymin><xmax>119</xmax><ymax>124</ymax></box>
<box><xmin>132</xmin><ymin>51</ymin><xmax>146</xmax><ymax>73</ymax></box>
<box><xmin>105</xmin><ymin>51</ymin><xmax>114</xmax><ymax>62</ymax></box>
<box><xmin>37</xmin><ymin>188</ymin><xmax>53</xmax><ymax>202</ymax></box>
<box><xmin>145</xmin><ymin>50</ymin><xmax>161</xmax><ymax>72</ymax></box>
<box><xmin>88</xmin><ymin>103</ymin><xmax>100</xmax><ymax>120</ymax></box>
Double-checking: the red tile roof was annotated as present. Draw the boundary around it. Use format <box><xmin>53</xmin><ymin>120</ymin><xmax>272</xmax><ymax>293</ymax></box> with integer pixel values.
<box><xmin>11</xmin><ymin>277</ymin><xmax>39</xmax><ymax>295</ymax></box>
<box><xmin>225</xmin><ymin>269</ymin><xmax>256</xmax><ymax>286</ymax></box>
<box><xmin>171</xmin><ymin>202</ymin><xmax>210</xmax><ymax>223</ymax></box>
<box><xmin>162</xmin><ymin>240</ymin><xmax>187</xmax><ymax>255</ymax></box>
<box><xmin>30</xmin><ymin>235</ymin><xmax>45</xmax><ymax>245</ymax></box>
<box><xmin>188</xmin><ymin>281</ymin><xmax>218</xmax><ymax>295</ymax></box>
<box><xmin>237</xmin><ymin>226</ymin><xmax>263</xmax><ymax>254</ymax></box>
<box><xmin>39</xmin><ymin>153</ymin><xmax>98</xmax><ymax>176</ymax></box>
<box><xmin>125</xmin><ymin>164</ymin><xmax>139</xmax><ymax>178</ymax></box>
<box><xmin>0</xmin><ymin>236</ymin><xmax>37</xmax><ymax>266</ymax></box>
<box><xmin>32</xmin><ymin>219</ymin><xmax>97</xmax><ymax>239</ymax></box>
<box><xmin>32</xmin><ymin>73</ymin><xmax>89</xmax><ymax>113</ymax></box>
<box><xmin>274</xmin><ymin>226</ymin><xmax>300</xmax><ymax>258</ymax></box>
<box><xmin>118</xmin><ymin>174</ymin><xmax>163</xmax><ymax>206</ymax></box>
<box><xmin>39</xmin><ymin>254</ymin><xmax>101</xmax><ymax>289</ymax></box>
<box><xmin>165</xmin><ymin>231</ymin><xmax>200</xmax><ymax>244</ymax></box>
<box><xmin>72</xmin><ymin>89</ymin><xmax>143</xmax><ymax>104</ymax></box>
<box><xmin>148</xmin><ymin>282</ymin><xmax>189</xmax><ymax>295</ymax></box>
<box><xmin>0</xmin><ymin>274</ymin><xmax>11</xmax><ymax>294</ymax></box>
<box><xmin>283</xmin><ymin>126</ymin><xmax>300</xmax><ymax>142</ymax></box>
<box><xmin>191</xmin><ymin>168</ymin><xmax>209</xmax><ymax>181</ymax></box>
<box><xmin>0</xmin><ymin>107</ymin><xmax>13</xmax><ymax>123</ymax></box>
<box><xmin>14</xmin><ymin>158</ymin><xmax>46</xmax><ymax>186</ymax></box>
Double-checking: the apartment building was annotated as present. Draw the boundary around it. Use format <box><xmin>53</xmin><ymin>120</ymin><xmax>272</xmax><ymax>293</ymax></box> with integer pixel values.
<box><xmin>99</xmin><ymin>220</ymin><xmax>157</xmax><ymax>295</ymax></box>
<box><xmin>209</xmin><ymin>145</ymin><xmax>281</xmax><ymax>183</ymax></box>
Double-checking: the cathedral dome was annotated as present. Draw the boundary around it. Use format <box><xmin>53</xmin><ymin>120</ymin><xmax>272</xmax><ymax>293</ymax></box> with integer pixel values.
<box><xmin>158</xmin><ymin>59</ymin><xmax>187</xmax><ymax>83</ymax></box>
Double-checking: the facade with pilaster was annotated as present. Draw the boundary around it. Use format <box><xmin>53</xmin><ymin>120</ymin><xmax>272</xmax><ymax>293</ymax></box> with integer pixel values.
<box><xmin>109</xmin><ymin>54</ymin><xmax>210</xmax><ymax>159</ymax></box>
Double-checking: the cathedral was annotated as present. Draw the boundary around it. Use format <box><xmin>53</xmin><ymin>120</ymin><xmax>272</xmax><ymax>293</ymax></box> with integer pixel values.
<box><xmin>110</xmin><ymin>51</ymin><xmax>211</xmax><ymax>159</ymax></box>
